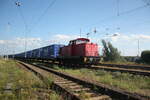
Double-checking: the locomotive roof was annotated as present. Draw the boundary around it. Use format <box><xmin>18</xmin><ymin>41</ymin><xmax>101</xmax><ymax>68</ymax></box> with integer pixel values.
<box><xmin>70</xmin><ymin>38</ymin><xmax>90</xmax><ymax>42</ymax></box>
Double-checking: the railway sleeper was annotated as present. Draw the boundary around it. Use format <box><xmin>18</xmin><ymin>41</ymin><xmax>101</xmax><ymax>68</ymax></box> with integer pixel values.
<box><xmin>54</xmin><ymin>78</ymin><xmax>111</xmax><ymax>100</ymax></box>
<box><xmin>19</xmin><ymin>61</ymin><xmax>111</xmax><ymax>100</ymax></box>
<box><xmin>34</xmin><ymin>63</ymin><xmax>149</xmax><ymax>100</ymax></box>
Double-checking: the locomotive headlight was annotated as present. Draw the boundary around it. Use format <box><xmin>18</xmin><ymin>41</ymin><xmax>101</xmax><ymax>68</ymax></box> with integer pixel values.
<box><xmin>84</xmin><ymin>57</ymin><xmax>87</xmax><ymax>62</ymax></box>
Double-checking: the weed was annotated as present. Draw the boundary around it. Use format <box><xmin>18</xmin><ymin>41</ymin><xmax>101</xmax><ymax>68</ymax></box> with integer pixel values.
<box><xmin>0</xmin><ymin>60</ymin><xmax>61</xmax><ymax>100</ymax></box>
<box><xmin>53</xmin><ymin>65</ymin><xmax>150</xmax><ymax>97</ymax></box>
<box><xmin>49</xmin><ymin>92</ymin><xmax>62</xmax><ymax>100</ymax></box>
<box><xmin>79</xmin><ymin>91</ymin><xmax>90</xmax><ymax>99</ymax></box>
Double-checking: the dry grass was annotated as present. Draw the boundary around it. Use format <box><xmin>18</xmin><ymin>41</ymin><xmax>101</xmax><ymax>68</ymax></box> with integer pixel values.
<box><xmin>102</xmin><ymin>61</ymin><xmax>150</xmax><ymax>66</ymax></box>
<box><xmin>53</xmin><ymin>65</ymin><xmax>150</xmax><ymax>97</ymax></box>
<box><xmin>0</xmin><ymin>59</ymin><xmax>62</xmax><ymax>100</ymax></box>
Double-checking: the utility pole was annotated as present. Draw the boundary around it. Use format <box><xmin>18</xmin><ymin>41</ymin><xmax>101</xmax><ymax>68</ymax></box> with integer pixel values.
<box><xmin>5</xmin><ymin>22</ymin><xmax>11</xmax><ymax>59</ymax></box>
<box><xmin>15</xmin><ymin>1</ymin><xmax>27</xmax><ymax>58</ymax></box>
<box><xmin>117</xmin><ymin>0</ymin><xmax>120</xmax><ymax>16</ymax></box>
<box><xmin>86</xmin><ymin>33</ymin><xmax>90</xmax><ymax>38</ymax></box>
<box><xmin>138</xmin><ymin>39</ymin><xmax>140</xmax><ymax>57</ymax></box>
<box><xmin>94</xmin><ymin>27</ymin><xmax>97</xmax><ymax>34</ymax></box>
<box><xmin>80</xmin><ymin>28</ymin><xmax>82</xmax><ymax>38</ymax></box>
<box><xmin>13</xmin><ymin>50</ymin><xmax>15</xmax><ymax>59</ymax></box>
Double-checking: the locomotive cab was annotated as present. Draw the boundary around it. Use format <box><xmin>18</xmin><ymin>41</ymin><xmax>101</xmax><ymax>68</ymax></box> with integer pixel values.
<box><xmin>69</xmin><ymin>38</ymin><xmax>89</xmax><ymax>45</ymax></box>
<box><xmin>59</xmin><ymin>38</ymin><xmax>101</xmax><ymax>65</ymax></box>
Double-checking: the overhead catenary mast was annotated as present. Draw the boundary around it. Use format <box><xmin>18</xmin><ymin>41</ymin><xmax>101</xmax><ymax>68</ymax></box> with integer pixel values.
<box><xmin>86</xmin><ymin>33</ymin><xmax>90</xmax><ymax>38</ymax></box>
<box><xmin>15</xmin><ymin>1</ymin><xmax>28</xmax><ymax>58</ymax></box>
<box><xmin>138</xmin><ymin>39</ymin><xmax>140</xmax><ymax>57</ymax></box>
<box><xmin>5</xmin><ymin>22</ymin><xmax>11</xmax><ymax>59</ymax></box>
<box><xmin>80</xmin><ymin>28</ymin><xmax>82</xmax><ymax>38</ymax></box>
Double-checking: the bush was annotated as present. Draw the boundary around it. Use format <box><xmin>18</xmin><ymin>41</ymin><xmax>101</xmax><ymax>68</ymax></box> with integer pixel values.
<box><xmin>141</xmin><ymin>50</ymin><xmax>150</xmax><ymax>64</ymax></box>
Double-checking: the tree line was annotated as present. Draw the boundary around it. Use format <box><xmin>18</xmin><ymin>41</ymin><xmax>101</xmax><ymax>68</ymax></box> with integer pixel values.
<box><xmin>101</xmin><ymin>40</ymin><xmax>150</xmax><ymax>64</ymax></box>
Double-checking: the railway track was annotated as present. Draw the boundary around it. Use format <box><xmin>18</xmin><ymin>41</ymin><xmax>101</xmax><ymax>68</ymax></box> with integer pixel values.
<box><xmin>98</xmin><ymin>63</ymin><xmax>150</xmax><ymax>71</ymax></box>
<box><xmin>24</xmin><ymin>59</ymin><xmax>150</xmax><ymax>77</ymax></box>
<box><xmin>18</xmin><ymin>61</ymin><xmax>111</xmax><ymax>100</ymax></box>
<box><xmin>19</xmin><ymin>60</ymin><xmax>148</xmax><ymax>100</ymax></box>
<box><xmin>32</xmin><ymin>60</ymin><xmax>150</xmax><ymax>76</ymax></box>
<box><xmin>89</xmin><ymin>65</ymin><xmax>150</xmax><ymax>76</ymax></box>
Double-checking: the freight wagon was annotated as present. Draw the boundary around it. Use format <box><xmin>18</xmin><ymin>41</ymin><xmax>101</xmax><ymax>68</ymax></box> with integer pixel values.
<box><xmin>13</xmin><ymin>44</ymin><xmax>64</xmax><ymax>60</ymax></box>
<box><xmin>39</xmin><ymin>44</ymin><xmax>64</xmax><ymax>60</ymax></box>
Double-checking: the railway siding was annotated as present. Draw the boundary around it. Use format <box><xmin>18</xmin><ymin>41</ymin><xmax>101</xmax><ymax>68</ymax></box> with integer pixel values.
<box><xmin>92</xmin><ymin>65</ymin><xmax>150</xmax><ymax>76</ymax></box>
<box><xmin>33</xmin><ymin>60</ymin><xmax>150</xmax><ymax>76</ymax></box>
<box><xmin>98</xmin><ymin>63</ymin><xmax>150</xmax><ymax>71</ymax></box>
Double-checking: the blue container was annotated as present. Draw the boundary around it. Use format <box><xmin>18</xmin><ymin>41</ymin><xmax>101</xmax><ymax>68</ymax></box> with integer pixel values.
<box><xmin>17</xmin><ymin>52</ymin><xmax>25</xmax><ymax>58</ymax></box>
<box><xmin>14</xmin><ymin>44</ymin><xmax>64</xmax><ymax>59</ymax></box>
<box><xmin>26</xmin><ymin>51</ymin><xmax>31</xmax><ymax>58</ymax></box>
<box><xmin>32</xmin><ymin>49</ymin><xmax>39</xmax><ymax>58</ymax></box>
<box><xmin>40</xmin><ymin>44</ymin><xmax>64</xmax><ymax>59</ymax></box>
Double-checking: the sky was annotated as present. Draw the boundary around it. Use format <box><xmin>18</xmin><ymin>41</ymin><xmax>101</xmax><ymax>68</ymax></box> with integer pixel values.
<box><xmin>0</xmin><ymin>0</ymin><xmax>150</xmax><ymax>56</ymax></box>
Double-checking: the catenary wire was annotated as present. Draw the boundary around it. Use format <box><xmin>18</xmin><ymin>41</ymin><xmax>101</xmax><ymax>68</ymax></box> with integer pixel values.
<box><xmin>28</xmin><ymin>0</ymin><xmax>57</xmax><ymax>33</ymax></box>
<box><xmin>84</xmin><ymin>3</ymin><xmax>150</xmax><ymax>29</ymax></box>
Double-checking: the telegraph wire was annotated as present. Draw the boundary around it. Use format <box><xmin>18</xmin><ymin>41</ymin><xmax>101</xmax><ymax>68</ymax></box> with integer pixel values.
<box><xmin>17</xmin><ymin>5</ymin><xmax>28</xmax><ymax>33</ymax></box>
<box><xmin>86</xmin><ymin>1</ymin><xmax>150</xmax><ymax>37</ymax></box>
<box><xmin>117</xmin><ymin>0</ymin><xmax>120</xmax><ymax>16</ymax></box>
<box><xmin>12</xmin><ymin>0</ymin><xmax>57</xmax><ymax>56</ymax></box>
<box><xmin>12</xmin><ymin>0</ymin><xmax>29</xmax><ymax>35</ymax></box>
<box><xmin>119</xmin><ymin>3</ymin><xmax>150</xmax><ymax>15</ymax></box>
<box><xmin>116</xmin><ymin>0</ymin><xmax>120</xmax><ymax>33</ymax></box>
<box><xmin>142</xmin><ymin>0</ymin><xmax>150</xmax><ymax>5</ymax></box>
<box><xmin>12</xmin><ymin>0</ymin><xmax>57</xmax><ymax>33</ymax></box>
<box><xmin>28</xmin><ymin>0</ymin><xmax>57</xmax><ymax>33</ymax></box>
<box><xmin>84</xmin><ymin>2</ymin><xmax>150</xmax><ymax>29</ymax></box>
<box><xmin>14</xmin><ymin>1</ymin><xmax>28</xmax><ymax>57</ymax></box>
<box><xmin>14</xmin><ymin>1</ymin><xmax>29</xmax><ymax>32</ymax></box>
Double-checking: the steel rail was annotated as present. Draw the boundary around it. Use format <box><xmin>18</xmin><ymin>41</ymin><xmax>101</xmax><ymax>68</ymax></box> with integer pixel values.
<box><xmin>18</xmin><ymin>61</ymin><xmax>111</xmax><ymax>100</ymax></box>
<box><xmin>24</xmin><ymin>61</ymin><xmax>149</xmax><ymax>100</ymax></box>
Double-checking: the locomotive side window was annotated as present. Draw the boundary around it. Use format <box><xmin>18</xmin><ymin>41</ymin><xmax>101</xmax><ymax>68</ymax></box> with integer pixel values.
<box><xmin>69</xmin><ymin>39</ymin><xmax>89</xmax><ymax>45</ymax></box>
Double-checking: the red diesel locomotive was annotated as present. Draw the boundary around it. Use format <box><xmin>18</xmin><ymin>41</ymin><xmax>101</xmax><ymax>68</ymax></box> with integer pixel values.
<box><xmin>58</xmin><ymin>38</ymin><xmax>100</xmax><ymax>64</ymax></box>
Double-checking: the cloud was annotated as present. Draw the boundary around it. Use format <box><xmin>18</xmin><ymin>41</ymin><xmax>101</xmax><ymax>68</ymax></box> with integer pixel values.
<box><xmin>1</xmin><ymin>33</ymin><xmax>149</xmax><ymax>56</ymax></box>
<box><xmin>105</xmin><ymin>33</ymin><xmax>150</xmax><ymax>56</ymax></box>
<box><xmin>0</xmin><ymin>37</ymin><xmax>42</xmax><ymax>54</ymax></box>
<box><xmin>16</xmin><ymin>37</ymin><xmax>41</xmax><ymax>42</ymax></box>
<box><xmin>131</xmin><ymin>34</ymin><xmax>150</xmax><ymax>40</ymax></box>
<box><xmin>54</xmin><ymin>34</ymin><xmax>70</xmax><ymax>40</ymax></box>
<box><xmin>52</xmin><ymin>34</ymin><xmax>79</xmax><ymax>44</ymax></box>
<box><xmin>0</xmin><ymin>40</ymin><xmax>5</xmax><ymax>44</ymax></box>
<box><xmin>0</xmin><ymin>35</ymin><xmax>79</xmax><ymax>54</ymax></box>
<box><xmin>0</xmin><ymin>37</ymin><xmax>41</xmax><ymax>45</ymax></box>
<box><xmin>109</xmin><ymin>33</ymin><xmax>150</xmax><ymax>42</ymax></box>
<box><xmin>15</xmin><ymin>37</ymin><xmax>42</xmax><ymax>47</ymax></box>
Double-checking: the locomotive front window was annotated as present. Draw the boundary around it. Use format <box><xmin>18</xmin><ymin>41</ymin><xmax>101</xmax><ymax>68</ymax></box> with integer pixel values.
<box><xmin>76</xmin><ymin>40</ymin><xmax>88</xmax><ymax>44</ymax></box>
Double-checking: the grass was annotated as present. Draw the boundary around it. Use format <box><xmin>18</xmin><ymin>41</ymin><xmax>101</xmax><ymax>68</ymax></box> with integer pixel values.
<box><xmin>0</xmin><ymin>59</ymin><xmax>62</xmax><ymax>100</ymax></box>
<box><xmin>78</xmin><ymin>91</ymin><xmax>90</xmax><ymax>99</ymax></box>
<box><xmin>102</xmin><ymin>61</ymin><xmax>136</xmax><ymax>65</ymax></box>
<box><xmin>53</xmin><ymin>65</ymin><xmax>150</xmax><ymax>97</ymax></box>
<box><xmin>101</xmin><ymin>61</ymin><xmax>150</xmax><ymax>66</ymax></box>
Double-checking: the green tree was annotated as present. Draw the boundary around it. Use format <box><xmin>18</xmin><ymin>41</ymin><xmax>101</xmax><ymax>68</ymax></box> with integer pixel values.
<box><xmin>102</xmin><ymin>40</ymin><xmax>124</xmax><ymax>62</ymax></box>
<box><xmin>141</xmin><ymin>50</ymin><xmax>150</xmax><ymax>64</ymax></box>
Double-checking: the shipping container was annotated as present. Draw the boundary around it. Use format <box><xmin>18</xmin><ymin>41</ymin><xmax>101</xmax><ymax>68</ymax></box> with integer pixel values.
<box><xmin>40</xmin><ymin>44</ymin><xmax>64</xmax><ymax>59</ymax></box>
